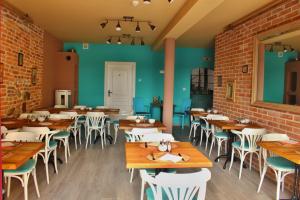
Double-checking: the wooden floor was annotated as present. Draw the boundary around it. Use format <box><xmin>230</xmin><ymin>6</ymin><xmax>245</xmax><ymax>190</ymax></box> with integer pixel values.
<box><xmin>6</xmin><ymin>127</ymin><xmax>290</xmax><ymax>200</ymax></box>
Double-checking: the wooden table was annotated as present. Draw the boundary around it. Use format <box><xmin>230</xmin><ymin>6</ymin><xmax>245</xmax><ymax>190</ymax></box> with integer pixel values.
<box><xmin>36</xmin><ymin>107</ymin><xmax>120</xmax><ymax>115</ymax></box>
<box><xmin>190</xmin><ymin>111</ymin><xmax>208</xmax><ymax>117</ymax></box>
<box><xmin>258</xmin><ymin>141</ymin><xmax>300</xmax><ymax>200</ymax></box>
<box><xmin>2</xmin><ymin>142</ymin><xmax>44</xmax><ymax>170</ymax></box>
<box><xmin>125</xmin><ymin>142</ymin><xmax>212</xmax><ymax>169</ymax></box>
<box><xmin>119</xmin><ymin>119</ymin><xmax>167</xmax><ymax>131</ymax></box>
<box><xmin>1</xmin><ymin>118</ymin><xmax>73</xmax><ymax>130</ymax></box>
<box><xmin>208</xmin><ymin>120</ymin><xmax>263</xmax><ymax>169</ymax></box>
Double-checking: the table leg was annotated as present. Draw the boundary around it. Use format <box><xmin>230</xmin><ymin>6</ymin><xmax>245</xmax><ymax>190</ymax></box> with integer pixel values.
<box><xmin>2</xmin><ymin>170</ymin><xmax>5</xmax><ymax>200</ymax></box>
<box><xmin>290</xmin><ymin>164</ymin><xmax>300</xmax><ymax>200</ymax></box>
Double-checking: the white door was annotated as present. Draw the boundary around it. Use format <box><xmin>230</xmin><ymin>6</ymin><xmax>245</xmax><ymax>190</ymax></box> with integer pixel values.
<box><xmin>104</xmin><ymin>62</ymin><xmax>136</xmax><ymax>114</ymax></box>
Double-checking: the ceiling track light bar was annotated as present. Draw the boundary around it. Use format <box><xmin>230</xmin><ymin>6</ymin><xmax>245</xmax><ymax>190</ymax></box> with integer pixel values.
<box><xmin>100</xmin><ymin>16</ymin><xmax>156</xmax><ymax>31</ymax></box>
<box><xmin>106</xmin><ymin>34</ymin><xmax>145</xmax><ymax>46</ymax></box>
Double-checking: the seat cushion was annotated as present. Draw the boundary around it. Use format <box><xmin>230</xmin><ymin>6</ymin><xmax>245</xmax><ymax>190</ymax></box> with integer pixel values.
<box><xmin>146</xmin><ymin>169</ymin><xmax>176</xmax><ymax>175</ymax></box>
<box><xmin>191</xmin><ymin>120</ymin><xmax>200</xmax><ymax>125</ymax></box>
<box><xmin>232</xmin><ymin>141</ymin><xmax>250</xmax><ymax>149</ymax></box>
<box><xmin>53</xmin><ymin>131</ymin><xmax>70</xmax><ymax>139</ymax></box>
<box><xmin>146</xmin><ymin>187</ymin><xmax>196</xmax><ymax>200</ymax></box>
<box><xmin>49</xmin><ymin>140</ymin><xmax>58</xmax><ymax>148</ymax></box>
<box><xmin>4</xmin><ymin>159</ymin><xmax>35</xmax><ymax>174</ymax></box>
<box><xmin>215</xmin><ymin>132</ymin><xmax>229</xmax><ymax>139</ymax></box>
<box><xmin>267</xmin><ymin>157</ymin><xmax>295</xmax><ymax>171</ymax></box>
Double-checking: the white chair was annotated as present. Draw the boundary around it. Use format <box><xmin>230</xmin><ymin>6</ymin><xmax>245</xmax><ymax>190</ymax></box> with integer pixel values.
<box><xmin>73</xmin><ymin>105</ymin><xmax>87</xmax><ymax>109</ymax></box>
<box><xmin>126</xmin><ymin>115</ymin><xmax>145</xmax><ymax>120</ymax></box>
<box><xmin>54</xmin><ymin>105</ymin><xmax>67</xmax><ymax>109</ymax></box>
<box><xmin>3</xmin><ymin>132</ymin><xmax>40</xmax><ymax>200</ymax></box>
<box><xmin>141</xmin><ymin>133</ymin><xmax>175</xmax><ymax>142</ymax></box>
<box><xmin>22</xmin><ymin>127</ymin><xmax>59</xmax><ymax>184</ymax></box>
<box><xmin>198</xmin><ymin>116</ymin><xmax>213</xmax><ymax>151</ymax></box>
<box><xmin>229</xmin><ymin>128</ymin><xmax>266</xmax><ymax>179</ymax></box>
<box><xmin>85</xmin><ymin>112</ymin><xmax>106</xmax><ymax>149</ymax></box>
<box><xmin>189</xmin><ymin>108</ymin><xmax>205</xmax><ymax>139</ymax></box>
<box><xmin>140</xmin><ymin>168</ymin><xmax>211</xmax><ymax>200</ymax></box>
<box><xmin>125</xmin><ymin>128</ymin><xmax>160</xmax><ymax>142</ymax></box>
<box><xmin>1</xmin><ymin>126</ymin><xmax>8</xmax><ymax>137</ymax></box>
<box><xmin>49</xmin><ymin>114</ymin><xmax>72</xmax><ymax>163</ymax></box>
<box><xmin>208</xmin><ymin>115</ymin><xmax>230</xmax><ymax>158</ymax></box>
<box><xmin>60</xmin><ymin>111</ymin><xmax>82</xmax><ymax>150</ymax></box>
<box><xmin>96</xmin><ymin>106</ymin><xmax>108</xmax><ymax>109</ymax></box>
<box><xmin>257</xmin><ymin>133</ymin><xmax>294</xmax><ymax>200</ymax></box>
<box><xmin>33</xmin><ymin>110</ymin><xmax>50</xmax><ymax>117</ymax></box>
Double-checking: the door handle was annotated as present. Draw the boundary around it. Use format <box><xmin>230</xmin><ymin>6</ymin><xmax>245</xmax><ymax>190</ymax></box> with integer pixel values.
<box><xmin>108</xmin><ymin>90</ymin><xmax>112</xmax><ymax>96</ymax></box>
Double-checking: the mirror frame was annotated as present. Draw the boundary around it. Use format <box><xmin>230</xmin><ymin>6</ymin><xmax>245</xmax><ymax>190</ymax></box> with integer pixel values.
<box><xmin>251</xmin><ymin>20</ymin><xmax>300</xmax><ymax>114</ymax></box>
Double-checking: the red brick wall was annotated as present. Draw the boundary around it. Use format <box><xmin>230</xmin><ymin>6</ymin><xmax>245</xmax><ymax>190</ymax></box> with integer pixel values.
<box><xmin>214</xmin><ymin>0</ymin><xmax>300</xmax><ymax>191</ymax></box>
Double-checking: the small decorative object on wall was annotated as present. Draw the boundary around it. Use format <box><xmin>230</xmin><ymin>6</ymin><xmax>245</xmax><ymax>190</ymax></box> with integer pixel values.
<box><xmin>0</xmin><ymin>63</ymin><xmax>3</xmax><ymax>84</ymax></box>
<box><xmin>242</xmin><ymin>65</ymin><xmax>248</xmax><ymax>73</ymax></box>
<box><xmin>217</xmin><ymin>75</ymin><xmax>222</xmax><ymax>87</ymax></box>
<box><xmin>225</xmin><ymin>80</ymin><xmax>236</xmax><ymax>102</ymax></box>
<box><xmin>18</xmin><ymin>51</ymin><xmax>23</xmax><ymax>66</ymax></box>
<box><xmin>31</xmin><ymin>68</ymin><xmax>37</xmax><ymax>85</ymax></box>
<box><xmin>82</xmin><ymin>43</ymin><xmax>89</xmax><ymax>49</ymax></box>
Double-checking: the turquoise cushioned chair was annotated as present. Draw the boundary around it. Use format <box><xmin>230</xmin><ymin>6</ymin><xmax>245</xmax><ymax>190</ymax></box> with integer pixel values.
<box><xmin>174</xmin><ymin>98</ymin><xmax>191</xmax><ymax>129</ymax></box>
<box><xmin>133</xmin><ymin>97</ymin><xmax>151</xmax><ymax>118</ymax></box>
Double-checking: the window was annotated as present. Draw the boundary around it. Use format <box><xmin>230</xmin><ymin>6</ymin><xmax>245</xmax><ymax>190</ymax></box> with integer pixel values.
<box><xmin>190</xmin><ymin>68</ymin><xmax>214</xmax><ymax>95</ymax></box>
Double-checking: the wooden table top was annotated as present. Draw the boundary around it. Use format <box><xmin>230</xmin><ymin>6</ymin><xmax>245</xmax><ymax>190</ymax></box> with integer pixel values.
<box><xmin>190</xmin><ymin>111</ymin><xmax>209</xmax><ymax>117</ymax></box>
<box><xmin>119</xmin><ymin>119</ymin><xmax>167</xmax><ymax>131</ymax></box>
<box><xmin>2</xmin><ymin>142</ymin><xmax>44</xmax><ymax>170</ymax></box>
<box><xmin>125</xmin><ymin>142</ymin><xmax>213</xmax><ymax>169</ymax></box>
<box><xmin>36</xmin><ymin>107</ymin><xmax>120</xmax><ymax>115</ymax></box>
<box><xmin>1</xmin><ymin>118</ymin><xmax>73</xmax><ymax>130</ymax></box>
<box><xmin>257</xmin><ymin>141</ymin><xmax>300</xmax><ymax>165</ymax></box>
<box><xmin>207</xmin><ymin>120</ymin><xmax>263</xmax><ymax>131</ymax></box>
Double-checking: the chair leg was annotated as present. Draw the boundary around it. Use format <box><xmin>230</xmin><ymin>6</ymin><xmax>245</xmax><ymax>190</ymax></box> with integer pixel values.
<box><xmin>238</xmin><ymin>152</ymin><xmax>245</xmax><ymax>180</ymax></box>
<box><xmin>140</xmin><ymin>179</ymin><xmax>145</xmax><ymax>200</ymax></box>
<box><xmin>23</xmin><ymin>174</ymin><xmax>29</xmax><ymax>200</ymax></box>
<box><xmin>209</xmin><ymin>136</ymin><xmax>215</xmax><ymax>157</ymax></box>
<box><xmin>45</xmin><ymin>155</ymin><xmax>50</xmax><ymax>184</ymax></box>
<box><xmin>199</xmin><ymin>129</ymin><xmax>203</xmax><ymax>147</ymax></box>
<box><xmin>32</xmin><ymin>168</ymin><xmax>40</xmax><ymax>198</ymax></box>
<box><xmin>114</xmin><ymin>125</ymin><xmax>118</xmax><ymax>144</ymax></box>
<box><xmin>276</xmin><ymin>171</ymin><xmax>282</xmax><ymax>200</ymax></box>
<box><xmin>181</xmin><ymin>116</ymin><xmax>184</xmax><ymax>129</ymax></box>
<box><xmin>67</xmin><ymin>138</ymin><xmax>71</xmax><ymax>157</ymax></box>
<box><xmin>74</xmin><ymin>131</ymin><xmax>78</xmax><ymax>150</ymax></box>
<box><xmin>205</xmin><ymin>133</ymin><xmax>210</xmax><ymax>151</ymax></box>
<box><xmin>193</xmin><ymin>125</ymin><xmax>198</xmax><ymax>138</ymax></box>
<box><xmin>281</xmin><ymin>176</ymin><xmax>285</xmax><ymax>192</ymax></box>
<box><xmin>257</xmin><ymin>164</ymin><xmax>268</xmax><ymax>193</ymax></box>
<box><xmin>217</xmin><ymin>139</ymin><xmax>222</xmax><ymax>157</ymax></box>
<box><xmin>85</xmin><ymin>132</ymin><xmax>90</xmax><ymax>149</ymax></box>
<box><xmin>79</xmin><ymin>128</ymin><xmax>82</xmax><ymax>145</ymax></box>
<box><xmin>54</xmin><ymin>149</ymin><xmax>58</xmax><ymax>174</ymax></box>
<box><xmin>64</xmin><ymin>140</ymin><xmax>68</xmax><ymax>163</ymax></box>
<box><xmin>249</xmin><ymin>153</ymin><xmax>253</xmax><ymax>171</ymax></box>
<box><xmin>130</xmin><ymin>169</ymin><xmax>134</xmax><ymax>183</ymax></box>
<box><xmin>229</xmin><ymin>148</ymin><xmax>235</xmax><ymax>171</ymax></box>
<box><xmin>189</xmin><ymin>125</ymin><xmax>193</xmax><ymax>138</ymax></box>
<box><xmin>7</xmin><ymin>176</ymin><xmax>11</xmax><ymax>198</ymax></box>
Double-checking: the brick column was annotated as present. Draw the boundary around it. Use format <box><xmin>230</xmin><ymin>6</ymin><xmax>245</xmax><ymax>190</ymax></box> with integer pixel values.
<box><xmin>163</xmin><ymin>38</ymin><xmax>175</xmax><ymax>133</ymax></box>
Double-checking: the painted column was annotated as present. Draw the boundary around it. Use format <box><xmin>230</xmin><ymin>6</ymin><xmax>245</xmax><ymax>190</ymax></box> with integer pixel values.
<box><xmin>163</xmin><ymin>38</ymin><xmax>175</xmax><ymax>133</ymax></box>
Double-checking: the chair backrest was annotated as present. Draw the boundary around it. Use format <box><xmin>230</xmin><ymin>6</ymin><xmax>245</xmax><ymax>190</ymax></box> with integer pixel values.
<box><xmin>60</xmin><ymin>111</ymin><xmax>78</xmax><ymax>118</ymax></box>
<box><xmin>127</xmin><ymin>128</ymin><xmax>160</xmax><ymax>142</ymax></box>
<box><xmin>1</xmin><ymin>126</ymin><xmax>8</xmax><ymax>137</ymax></box>
<box><xmin>33</xmin><ymin>110</ymin><xmax>50</xmax><ymax>117</ymax></box>
<box><xmin>86</xmin><ymin>112</ymin><xmax>106</xmax><ymax>128</ymax></box>
<box><xmin>179</xmin><ymin>98</ymin><xmax>191</xmax><ymax>113</ymax></box>
<box><xmin>141</xmin><ymin>133</ymin><xmax>175</xmax><ymax>142</ymax></box>
<box><xmin>190</xmin><ymin>108</ymin><xmax>205</xmax><ymax>121</ymax></box>
<box><xmin>73</xmin><ymin>105</ymin><xmax>87</xmax><ymax>109</ymax></box>
<box><xmin>140</xmin><ymin>168</ymin><xmax>211</xmax><ymax>200</ymax></box>
<box><xmin>233</xmin><ymin>128</ymin><xmax>266</xmax><ymax>152</ymax></box>
<box><xmin>4</xmin><ymin>131</ymin><xmax>39</xmax><ymax>142</ymax></box>
<box><xmin>54</xmin><ymin>105</ymin><xmax>67</xmax><ymax>108</ymax></box>
<box><xmin>22</xmin><ymin>127</ymin><xmax>57</xmax><ymax>150</ymax></box>
<box><xmin>206</xmin><ymin>114</ymin><xmax>229</xmax><ymax>121</ymax></box>
<box><xmin>261</xmin><ymin>133</ymin><xmax>290</xmax><ymax>159</ymax></box>
<box><xmin>126</xmin><ymin>115</ymin><xmax>145</xmax><ymax>120</ymax></box>
<box><xmin>49</xmin><ymin>114</ymin><xmax>71</xmax><ymax>120</ymax></box>
<box><xmin>133</xmin><ymin>97</ymin><xmax>147</xmax><ymax>113</ymax></box>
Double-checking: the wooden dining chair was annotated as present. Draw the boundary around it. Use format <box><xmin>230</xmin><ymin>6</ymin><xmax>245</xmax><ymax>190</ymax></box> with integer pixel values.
<box><xmin>139</xmin><ymin>168</ymin><xmax>211</xmax><ymax>200</ymax></box>
<box><xmin>257</xmin><ymin>133</ymin><xmax>294</xmax><ymax>200</ymax></box>
<box><xmin>3</xmin><ymin>132</ymin><xmax>41</xmax><ymax>200</ymax></box>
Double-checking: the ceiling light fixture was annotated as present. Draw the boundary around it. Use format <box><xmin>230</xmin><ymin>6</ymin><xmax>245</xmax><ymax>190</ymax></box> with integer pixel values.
<box><xmin>100</xmin><ymin>20</ymin><xmax>108</xmax><ymax>29</ymax></box>
<box><xmin>136</xmin><ymin>22</ymin><xmax>141</xmax><ymax>33</ymax></box>
<box><xmin>106</xmin><ymin>37</ymin><xmax>112</xmax><ymax>44</ymax></box>
<box><xmin>132</xmin><ymin>0</ymin><xmax>140</xmax><ymax>7</ymax></box>
<box><xmin>148</xmin><ymin>23</ymin><xmax>156</xmax><ymax>31</ymax></box>
<box><xmin>117</xmin><ymin>37</ymin><xmax>122</xmax><ymax>45</ymax></box>
<box><xmin>168</xmin><ymin>0</ymin><xmax>174</xmax><ymax>3</ymax></box>
<box><xmin>141</xmin><ymin>38</ymin><xmax>145</xmax><ymax>46</ymax></box>
<box><xmin>143</xmin><ymin>0</ymin><xmax>151</xmax><ymax>4</ymax></box>
<box><xmin>116</xmin><ymin>21</ymin><xmax>122</xmax><ymax>31</ymax></box>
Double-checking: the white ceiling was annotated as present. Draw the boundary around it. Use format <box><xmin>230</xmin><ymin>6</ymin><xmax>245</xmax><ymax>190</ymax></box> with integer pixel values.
<box><xmin>6</xmin><ymin>0</ymin><xmax>274</xmax><ymax>48</ymax></box>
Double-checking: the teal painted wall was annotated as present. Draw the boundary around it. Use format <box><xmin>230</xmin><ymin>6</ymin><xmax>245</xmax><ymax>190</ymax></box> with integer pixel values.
<box><xmin>264</xmin><ymin>51</ymin><xmax>297</xmax><ymax>103</ymax></box>
<box><xmin>63</xmin><ymin>43</ymin><xmax>213</xmax><ymax>125</ymax></box>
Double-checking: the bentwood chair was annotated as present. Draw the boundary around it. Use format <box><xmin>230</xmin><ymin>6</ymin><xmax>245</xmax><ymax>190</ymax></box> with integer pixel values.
<box><xmin>133</xmin><ymin>97</ymin><xmax>151</xmax><ymax>118</ymax></box>
<box><xmin>229</xmin><ymin>128</ymin><xmax>266</xmax><ymax>179</ymax></box>
<box><xmin>208</xmin><ymin>115</ymin><xmax>230</xmax><ymax>158</ymax></box>
<box><xmin>85</xmin><ymin>112</ymin><xmax>106</xmax><ymax>149</ymax></box>
<box><xmin>3</xmin><ymin>132</ymin><xmax>41</xmax><ymax>200</ymax></box>
<box><xmin>50</xmin><ymin>114</ymin><xmax>72</xmax><ymax>163</ymax></box>
<box><xmin>22</xmin><ymin>127</ymin><xmax>59</xmax><ymax>184</ymax></box>
<box><xmin>60</xmin><ymin>111</ymin><xmax>82</xmax><ymax>150</ymax></box>
<box><xmin>140</xmin><ymin>168</ymin><xmax>211</xmax><ymax>200</ymax></box>
<box><xmin>257</xmin><ymin>133</ymin><xmax>295</xmax><ymax>200</ymax></box>
<box><xmin>174</xmin><ymin>98</ymin><xmax>191</xmax><ymax>129</ymax></box>
<box><xmin>189</xmin><ymin>108</ymin><xmax>205</xmax><ymax>139</ymax></box>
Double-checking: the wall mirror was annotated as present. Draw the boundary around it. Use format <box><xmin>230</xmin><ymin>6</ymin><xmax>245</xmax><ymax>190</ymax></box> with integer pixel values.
<box><xmin>252</xmin><ymin>20</ymin><xmax>300</xmax><ymax>114</ymax></box>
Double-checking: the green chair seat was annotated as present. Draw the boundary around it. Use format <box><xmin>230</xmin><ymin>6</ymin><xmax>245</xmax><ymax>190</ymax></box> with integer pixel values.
<box><xmin>215</xmin><ymin>132</ymin><xmax>229</xmax><ymax>139</ymax></box>
<box><xmin>146</xmin><ymin>187</ymin><xmax>196</xmax><ymax>200</ymax></box>
<box><xmin>113</xmin><ymin>120</ymin><xmax>119</xmax><ymax>125</ymax></box>
<box><xmin>232</xmin><ymin>141</ymin><xmax>250</xmax><ymax>149</ymax></box>
<box><xmin>191</xmin><ymin>120</ymin><xmax>200</xmax><ymax>125</ymax></box>
<box><xmin>53</xmin><ymin>131</ymin><xmax>70</xmax><ymax>139</ymax></box>
<box><xmin>267</xmin><ymin>157</ymin><xmax>294</xmax><ymax>171</ymax></box>
<box><xmin>49</xmin><ymin>140</ymin><xmax>58</xmax><ymax>148</ymax></box>
<box><xmin>4</xmin><ymin>159</ymin><xmax>35</xmax><ymax>174</ymax></box>
<box><xmin>146</xmin><ymin>169</ymin><xmax>176</xmax><ymax>175</ymax></box>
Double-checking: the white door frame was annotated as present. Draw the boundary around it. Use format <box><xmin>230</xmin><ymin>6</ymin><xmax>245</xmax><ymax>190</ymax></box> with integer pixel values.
<box><xmin>104</xmin><ymin>61</ymin><xmax>136</xmax><ymax>111</ymax></box>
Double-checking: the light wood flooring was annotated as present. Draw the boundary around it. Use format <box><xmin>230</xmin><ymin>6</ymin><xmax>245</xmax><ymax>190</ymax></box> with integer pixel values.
<box><xmin>5</xmin><ymin>127</ymin><xmax>291</xmax><ymax>200</ymax></box>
